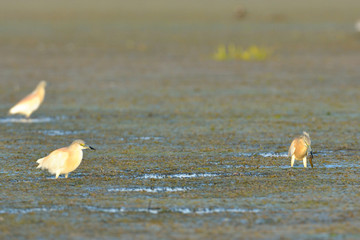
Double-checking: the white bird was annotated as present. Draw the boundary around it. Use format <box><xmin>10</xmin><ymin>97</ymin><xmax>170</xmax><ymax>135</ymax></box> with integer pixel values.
<box><xmin>355</xmin><ymin>19</ymin><xmax>360</xmax><ymax>32</ymax></box>
<box><xmin>36</xmin><ymin>139</ymin><xmax>95</xmax><ymax>179</ymax></box>
<box><xmin>9</xmin><ymin>81</ymin><xmax>46</xmax><ymax>118</ymax></box>
<box><xmin>288</xmin><ymin>131</ymin><xmax>313</xmax><ymax>168</ymax></box>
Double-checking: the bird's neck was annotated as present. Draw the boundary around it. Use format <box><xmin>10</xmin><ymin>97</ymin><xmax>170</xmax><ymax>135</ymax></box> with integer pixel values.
<box><xmin>69</xmin><ymin>144</ymin><xmax>81</xmax><ymax>152</ymax></box>
<box><xmin>69</xmin><ymin>145</ymin><xmax>83</xmax><ymax>161</ymax></box>
<box><xmin>35</xmin><ymin>86</ymin><xmax>45</xmax><ymax>97</ymax></box>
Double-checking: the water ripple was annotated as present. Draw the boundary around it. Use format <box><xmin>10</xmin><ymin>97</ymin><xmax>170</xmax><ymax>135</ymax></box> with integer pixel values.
<box><xmin>84</xmin><ymin>206</ymin><xmax>260</xmax><ymax>215</ymax></box>
<box><xmin>138</xmin><ymin>173</ymin><xmax>225</xmax><ymax>179</ymax></box>
<box><xmin>0</xmin><ymin>206</ymin><xmax>65</xmax><ymax>214</ymax></box>
<box><xmin>108</xmin><ymin>187</ymin><xmax>192</xmax><ymax>193</ymax></box>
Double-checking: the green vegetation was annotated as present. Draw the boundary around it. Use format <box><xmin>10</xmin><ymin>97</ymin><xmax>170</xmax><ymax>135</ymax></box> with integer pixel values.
<box><xmin>213</xmin><ymin>45</ymin><xmax>272</xmax><ymax>61</ymax></box>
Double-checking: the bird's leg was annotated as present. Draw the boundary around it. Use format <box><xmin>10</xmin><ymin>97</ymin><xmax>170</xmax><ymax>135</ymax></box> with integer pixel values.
<box><xmin>55</xmin><ymin>172</ymin><xmax>60</xmax><ymax>179</ymax></box>
<box><xmin>65</xmin><ymin>174</ymin><xmax>68</xmax><ymax>178</ymax></box>
<box><xmin>309</xmin><ymin>151</ymin><xmax>314</xmax><ymax>168</ymax></box>
<box><xmin>291</xmin><ymin>155</ymin><xmax>295</xmax><ymax>167</ymax></box>
<box><xmin>303</xmin><ymin>156</ymin><xmax>307</xmax><ymax>168</ymax></box>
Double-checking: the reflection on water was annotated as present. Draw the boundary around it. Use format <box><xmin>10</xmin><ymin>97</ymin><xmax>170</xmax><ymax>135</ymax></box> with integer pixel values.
<box><xmin>44</xmin><ymin>172</ymin><xmax>88</xmax><ymax>180</ymax></box>
<box><xmin>84</xmin><ymin>206</ymin><xmax>260</xmax><ymax>215</ymax></box>
<box><xmin>219</xmin><ymin>163</ymin><xmax>359</xmax><ymax>169</ymax></box>
<box><xmin>258</xmin><ymin>152</ymin><xmax>288</xmax><ymax>157</ymax></box>
<box><xmin>117</xmin><ymin>136</ymin><xmax>164</xmax><ymax>141</ymax></box>
<box><xmin>0</xmin><ymin>206</ymin><xmax>65</xmax><ymax>214</ymax></box>
<box><xmin>85</xmin><ymin>206</ymin><xmax>160</xmax><ymax>214</ymax></box>
<box><xmin>133</xmin><ymin>136</ymin><xmax>164</xmax><ymax>141</ymax></box>
<box><xmin>138</xmin><ymin>173</ymin><xmax>225</xmax><ymax>179</ymax></box>
<box><xmin>232</xmin><ymin>150</ymin><xmax>340</xmax><ymax>158</ymax></box>
<box><xmin>38</xmin><ymin>130</ymin><xmax>88</xmax><ymax>136</ymax></box>
<box><xmin>172</xmin><ymin>207</ymin><xmax>261</xmax><ymax>214</ymax></box>
<box><xmin>0</xmin><ymin>116</ymin><xmax>68</xmax><ymax>123</ymax></box>
<box><xmin>108</xmin><ymin>187</ymin><xmax>192</xmax><ymax>193</ymax></box>
<box><xmin>0</xmin><ymin>117</ymin><xmax>54</xmax><ymax>123</ymax></box>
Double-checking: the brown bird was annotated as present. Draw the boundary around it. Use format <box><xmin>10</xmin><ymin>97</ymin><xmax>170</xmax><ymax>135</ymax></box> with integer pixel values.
<box><xmin>9</xmin><ymin>81</ymin><xmax>46</xmax><ymax>118</ymax></box>
<box><xmin>36</xmin><ymin>140</ymin><xmax>95</xmax><ymax>179</ymax></box>
<box><xmin>288</xmin><ymin>131</ymin><xmax>313</xmax><ymax>168</ymax></box>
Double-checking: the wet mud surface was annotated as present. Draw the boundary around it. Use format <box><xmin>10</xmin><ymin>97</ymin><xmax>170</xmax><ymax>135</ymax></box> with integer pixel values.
<box><xmin>1</xmin><ymin>1</ymin><xmax>360</xmax><ymax>239</ymax></box>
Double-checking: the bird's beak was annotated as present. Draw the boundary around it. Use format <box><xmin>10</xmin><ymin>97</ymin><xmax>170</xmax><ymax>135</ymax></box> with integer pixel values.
<box><xmin>88</xmin><ymin>145</ymin><xmax>96</xmax><ymax>150</ymax></box>
<box><xmin>83</xmin><ymin>144</ymin><xmax>95</xmax><ymax>150</ymax></box>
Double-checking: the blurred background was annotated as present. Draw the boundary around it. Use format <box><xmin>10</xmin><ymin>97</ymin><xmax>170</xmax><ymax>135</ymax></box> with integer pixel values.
<box><xmin>1</xmin><ymin>0</ymin><xmax>359</xmax><ymax>113</ymax></box>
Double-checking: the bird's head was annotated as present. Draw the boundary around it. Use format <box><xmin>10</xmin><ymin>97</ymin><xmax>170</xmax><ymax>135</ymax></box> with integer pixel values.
<box><xmin>72</xmin><ymin>139</ymin><xmax>96</xmax><ymax>150</ymax></box>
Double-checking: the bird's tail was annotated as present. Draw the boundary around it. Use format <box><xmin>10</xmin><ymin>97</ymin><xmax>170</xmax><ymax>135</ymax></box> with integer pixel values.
<box><xmin>36</xmin><ymin>158</ymin><xmax>44</xmax><ymax>168</ymax></box>
<box><xmin>8</xmin><ymin>106</ymin><xmax>17</xmax><ymax>115</ymax></box>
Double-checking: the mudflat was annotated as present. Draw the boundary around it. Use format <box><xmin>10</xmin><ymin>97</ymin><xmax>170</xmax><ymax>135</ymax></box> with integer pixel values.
<box><xmin>1</xmin><ymin>1</ymin><xmax>360</xmax><ymax>239</ymax></box>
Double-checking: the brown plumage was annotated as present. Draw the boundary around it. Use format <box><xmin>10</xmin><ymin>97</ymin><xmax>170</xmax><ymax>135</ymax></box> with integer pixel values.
<box><xmin>288</xmin><ymin>131</ymin><xmax>313</xmax><ymax>168</ymax></box>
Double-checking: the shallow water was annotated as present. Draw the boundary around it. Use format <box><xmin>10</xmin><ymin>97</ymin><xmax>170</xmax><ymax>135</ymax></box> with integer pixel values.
<box><xmin>0</xmin><ymin>117</ymin><xmax>54</xmax><ymax>123</ymax></box>
<box><xmin>84</xmin><ymin>206</ymin><xmax>260</xmax><ymax>215</ymax></box>
<box><xmin>38</xmin><ymin>130</ymin><xmax>89</xmax><ymax>136</ymax></box>
<box><xmin>137</xmin><ymin>173</ymin><xmax>226</xmax><ymax>179</ymax></box>
<box><xmin>0</xmin><ymin>206</ymin><xmax>65</xmax><ymax>214</ymax></box>
<box><xmin>108</xmin><ymin>187</ymin><xmax>192</xmax><ymax>192</ymax></box>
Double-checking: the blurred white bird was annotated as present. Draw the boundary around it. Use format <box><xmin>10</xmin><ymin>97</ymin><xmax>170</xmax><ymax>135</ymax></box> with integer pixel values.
<box><xmin>355</xmin><ymin>19</ymin><xmax>360</xmax><ymax>32</ymax></box>
<box><xmin>37</xmin><ymin>139</ymin><xmax>95</xmax><ymax>179</ymax></box>
<box><xmin>9</xmin><ymin>81</ymin><xmax>46</xmax><ymax>118</ymax></box>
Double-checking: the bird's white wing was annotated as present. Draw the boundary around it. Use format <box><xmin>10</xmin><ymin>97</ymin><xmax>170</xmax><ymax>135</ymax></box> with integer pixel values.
<box><xmin>288</xmin><ymin>140</ymin><xmax>296</xmax><ymax>157</ymax></box>
<box><xmin>37</xmin><ymin>148</ymin><xmax>69</xmax><ymax>174</ymax></box>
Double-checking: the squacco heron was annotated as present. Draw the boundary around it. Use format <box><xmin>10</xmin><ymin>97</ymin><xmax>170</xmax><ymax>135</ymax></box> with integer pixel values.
<box><xmin>36</xmin><ymin>140</ymin><xmax>95</xmax><ymax>179</ymax></box>
<box><xmin>288</xmin><ymin>131</ymin><xmax>313</xmax><ymax>168</ymax></box>
<box><xmin>9</xmin><ymin>81</ymin><xmax>46</xmax><ymax>118</ymax></box>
